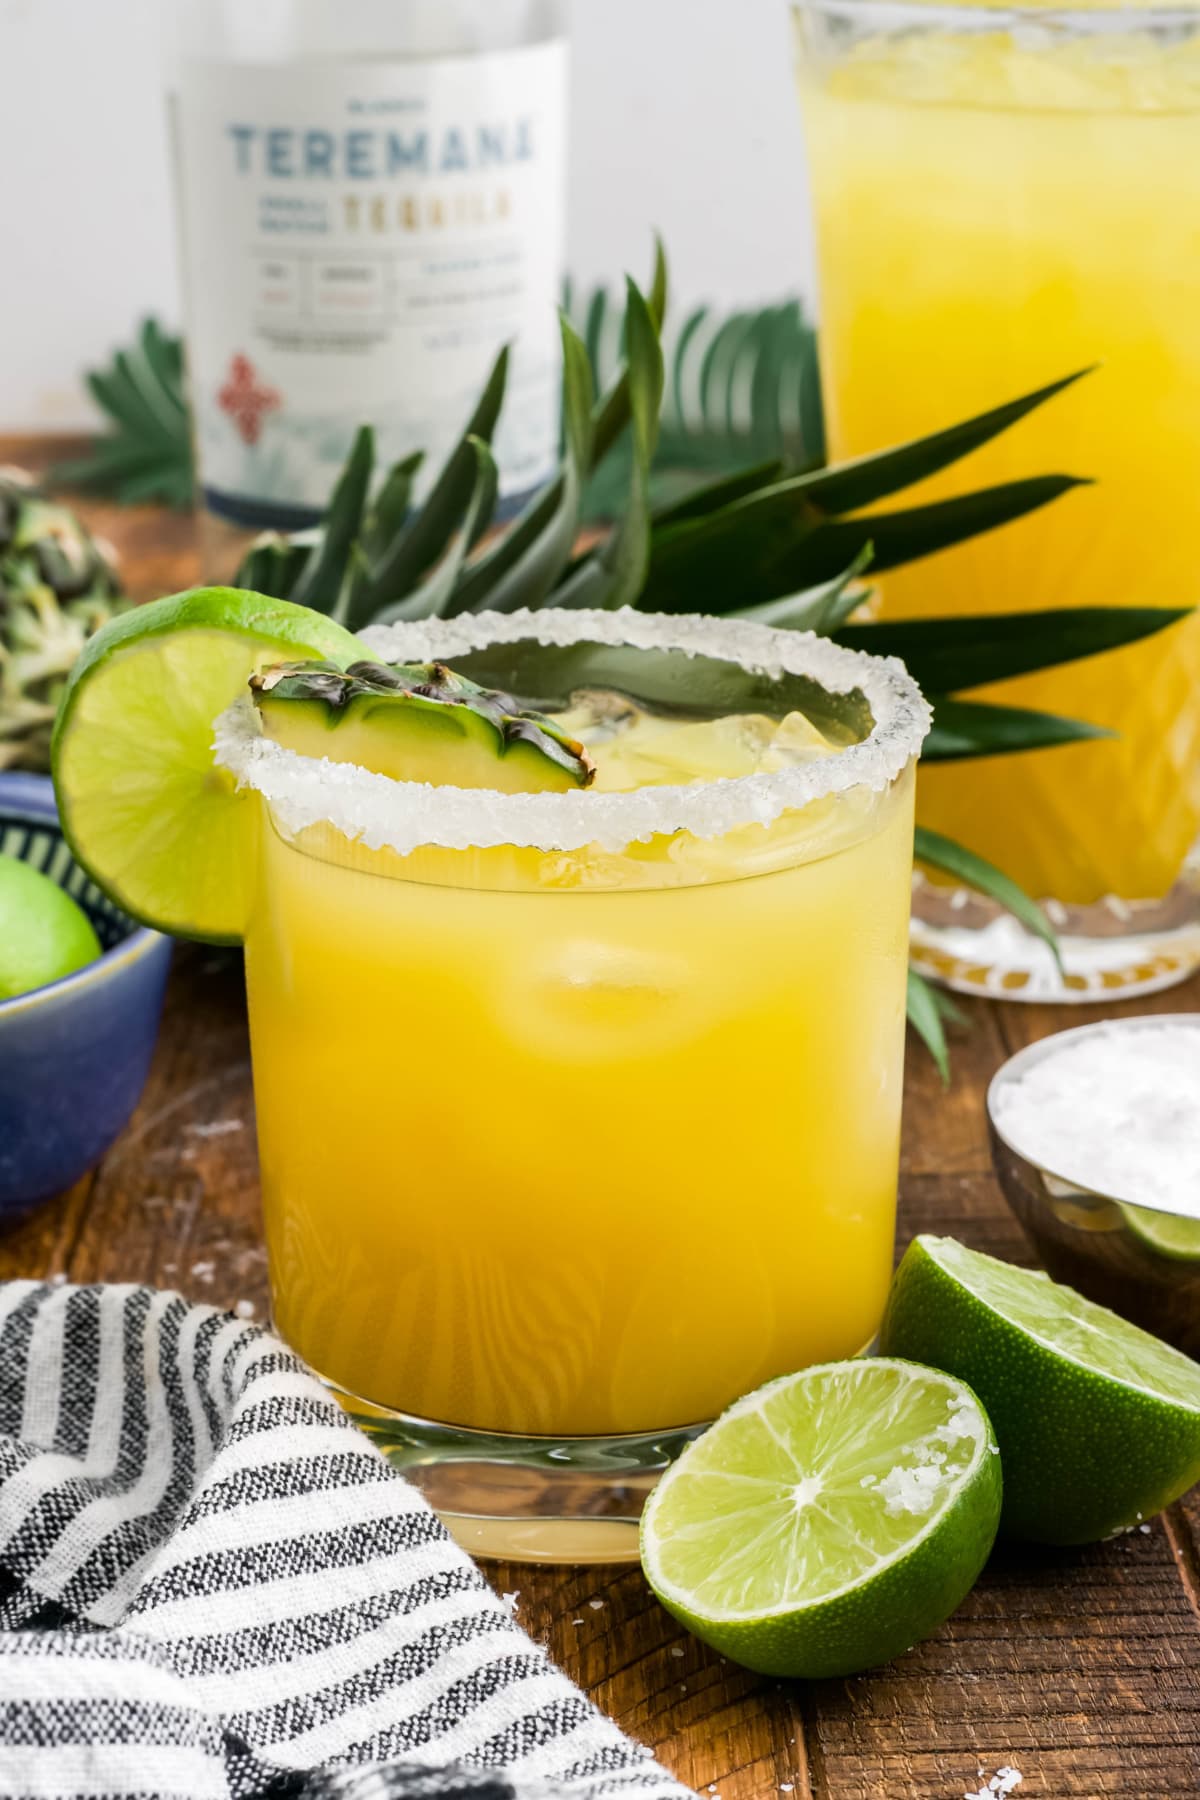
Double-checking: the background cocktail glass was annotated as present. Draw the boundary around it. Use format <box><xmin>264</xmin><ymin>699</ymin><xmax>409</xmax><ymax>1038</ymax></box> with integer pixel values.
<box><xmin>793</xmin><ymin>0</ymin><xmax>1200</xmax><ymax>1000</ymax></box>
<box><xmin>222</xmin><ymin>612</ymin><xmax>927</xmax><ymax>1563</ymax></box>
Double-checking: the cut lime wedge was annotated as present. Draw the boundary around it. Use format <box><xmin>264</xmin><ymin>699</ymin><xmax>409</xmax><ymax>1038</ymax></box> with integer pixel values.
<box><xmin>639</xmin><ymin>1358</ymin><xmax>1000</xmax><ymax>1679</ymax></box>
<box><xmin>1120</xmin><ymin>1204</ymin><xmax>1200</xmax><ymax>1264</ymax></box>
<box><xmin>881</xmin><ymin>1234</ymin><xmax>1200</xmax><ymax>1543</ymax></box>
<box><xmin>52</xmin><ymin>588</ymin><xmax>362</xmax><ymax>942</ymax></box>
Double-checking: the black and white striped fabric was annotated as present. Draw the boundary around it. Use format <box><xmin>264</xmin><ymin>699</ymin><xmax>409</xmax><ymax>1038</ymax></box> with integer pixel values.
<box><xmin>0</xmin><ymin>1282</ymin><xmax>693</xmax><ymax>1800</ymax></box>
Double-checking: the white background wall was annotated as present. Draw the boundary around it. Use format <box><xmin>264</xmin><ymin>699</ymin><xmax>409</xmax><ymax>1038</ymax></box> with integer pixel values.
<box><xmin>0</xmin><ymin>0</ymin><xmax>815</xmax><ymax>432</ymax></box>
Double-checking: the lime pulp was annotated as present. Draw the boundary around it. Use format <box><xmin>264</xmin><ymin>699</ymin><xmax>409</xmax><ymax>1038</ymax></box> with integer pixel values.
<box><xmin>639</xmin><ymin>1357</ymin><xmax>1001</xmax><ymax>1678</ymax></box>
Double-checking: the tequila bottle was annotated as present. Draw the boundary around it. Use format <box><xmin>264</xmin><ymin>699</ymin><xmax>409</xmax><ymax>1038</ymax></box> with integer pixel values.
<box><xmin>170</xmin><ymin>0</ymin><xmax>568</xmax><ymax>572</ymax></box>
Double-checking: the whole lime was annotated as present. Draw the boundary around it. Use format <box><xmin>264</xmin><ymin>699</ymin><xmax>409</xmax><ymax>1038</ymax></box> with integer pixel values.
<box><xmin>0</xmin><ymin>853</ymin><xmax>101</xmax><ymax>1000</ymax></box>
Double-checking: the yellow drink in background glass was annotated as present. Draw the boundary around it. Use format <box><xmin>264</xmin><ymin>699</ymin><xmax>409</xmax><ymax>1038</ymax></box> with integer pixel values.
<box><xmin>229</xmin><ymin>615</ymin><xmax>927</xmax><ymax>1562</ymax></box>
<box><xmin>795</xmin><ymin>1</ymin><xmax>1200</xmax><ymax>996</ymax></box>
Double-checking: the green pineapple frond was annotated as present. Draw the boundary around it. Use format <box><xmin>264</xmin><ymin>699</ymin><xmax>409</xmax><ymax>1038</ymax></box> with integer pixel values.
<box><xmin>53</xmin><ymin>319</ymin><xmax>193</xmax><ymax>510</ymax></box>
<box><xmin>562</xmin><ymin>280</ymin><xmax>824</xmax><ymax>519</ymax></box>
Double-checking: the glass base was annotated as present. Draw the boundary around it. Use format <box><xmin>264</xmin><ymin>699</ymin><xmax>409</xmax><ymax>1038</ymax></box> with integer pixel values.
<box><xmin>334</xmin><ymin>1382</ymin><xmax>707</xmax><ymax>1564</ymax></box>
<box><xmin>911</xmin><ymin>873</ymin><xmax>1200</xmax><ymax>1003</ymax></box>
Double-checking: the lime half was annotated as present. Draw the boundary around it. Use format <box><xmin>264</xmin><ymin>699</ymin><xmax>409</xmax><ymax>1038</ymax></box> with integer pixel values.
<box><xmin>639</xmin><ymin>1358</ymin><xmax>1000</xmax><ymax>1679</ymax></box>
<box><xmin>52</xmin><ymin>588</ymin><xmax>362</xmax><ymax>942</ymax></box>
<box><xmin>881</xmin><ymin>1234</ymin><xmax>1200</xmax><ymax>1543</ymax></box>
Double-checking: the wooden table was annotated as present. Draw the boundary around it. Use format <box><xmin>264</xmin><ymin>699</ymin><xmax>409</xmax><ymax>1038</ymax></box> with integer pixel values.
<box><xmin>7</xmin><ymin>439</ymin><xmax>1200</xmax><ymax>1800</ymax></box>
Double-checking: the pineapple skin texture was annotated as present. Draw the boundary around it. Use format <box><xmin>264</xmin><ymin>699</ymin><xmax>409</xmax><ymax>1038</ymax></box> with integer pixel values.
<box><xmin>0</xmin><ymin>474</ymin><xmax>128</xmax><ymax>774</ymax></box>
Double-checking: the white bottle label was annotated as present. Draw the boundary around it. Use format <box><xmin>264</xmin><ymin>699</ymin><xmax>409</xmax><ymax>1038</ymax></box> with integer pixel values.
<box><xmin>175</xmin><ymin>43</ymin><xmax>567</xmax><ymax>526</ymax></box>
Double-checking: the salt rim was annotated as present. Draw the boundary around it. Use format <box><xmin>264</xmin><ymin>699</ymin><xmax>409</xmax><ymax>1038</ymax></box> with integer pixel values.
<box><xmin>212</xmin><ymin>607</ymin><xmax>930</xmax><ymax>856</ymax></box>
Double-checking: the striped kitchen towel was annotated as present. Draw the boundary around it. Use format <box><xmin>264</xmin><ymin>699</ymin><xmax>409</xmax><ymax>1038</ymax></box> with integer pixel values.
<box><xmin>0</xmin><ymin>1281</ymin><xmax>693</xmax><ymax>1800</ymax></box>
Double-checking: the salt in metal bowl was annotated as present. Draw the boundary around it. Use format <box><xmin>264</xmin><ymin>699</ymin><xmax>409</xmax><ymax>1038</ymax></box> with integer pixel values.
<box><xmin>987</xmin><ymin>1015</ymin><xmax>1200</xmax><ymax>1358</ymax></box>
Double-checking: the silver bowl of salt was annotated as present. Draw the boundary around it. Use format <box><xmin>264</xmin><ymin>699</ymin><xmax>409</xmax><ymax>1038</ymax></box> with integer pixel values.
<box><xmin>987</xmin><ymin>1016</ymin><xmax>1200</xmax><ymax>1356</ymax></box>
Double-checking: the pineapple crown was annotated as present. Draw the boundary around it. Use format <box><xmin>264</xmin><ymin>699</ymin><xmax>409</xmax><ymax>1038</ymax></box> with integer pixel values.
<box><xmin>1</xmin><ymin>469</ymin><xmax>126</xmax><ymax>773</ymax></box>
<box><xmin>250</xmin><ymin>657</ymin><xmax>596</xmax><ymax>787</ymax></box>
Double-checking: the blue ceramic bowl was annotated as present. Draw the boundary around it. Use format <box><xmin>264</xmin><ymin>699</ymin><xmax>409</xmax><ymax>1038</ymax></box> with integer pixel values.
<box><xmin>0</xmin><ymin>772</ymin><xmax>172</xmax><ymax>1219</ymax></box>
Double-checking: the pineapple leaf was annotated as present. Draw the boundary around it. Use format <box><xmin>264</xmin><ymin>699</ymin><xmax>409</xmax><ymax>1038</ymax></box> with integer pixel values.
<box><xmin>641</xmin><ymin>474</ymin><xmax>1088</xmax><ymax>614</ymax></box>
<box><xmin>335</xmin><ymin>543</ymin><xmax>374</xmax><ymax>632</ymax></box>
<box><xmin>52</xmin><ymin>317</ymin><xmax>193</xmax><ymax>510</ymax></box>
<box><xmin>914</xmin><ymin>825</ymin><xmax>1061</xmax><ymax>973</ymax></box>
<box><xmin>448</xmin><ymin>313</ymin><xmax>596</xmax><ymax>616</ymax></box>
<box><xmin>792</xmin><ymin>367</ymin><xmax>1093</xmax><ymax>517</ymax></box>
<box><xmin>590</xmin><ymin>238</ymin><xmax>668</xmax><ymax>469</ymax></box>
<box><xmin>138</xmin><ymin>317</ymin><xmax>186</xmax><ymax>401</ymax></box>
<box><xmin>906</xmin><ymin>969</ymin><xmax>961</xmax><ymax>1084</ymax></box>
<box><xmin>700</xmin><ymin>311</ymin><xmax>760</xmax><ymax>436</ymax></box>
<box><xmin>238</xmin><ymin>534</ymin><xmax>300</xmax><ymax>600</ymax></box>
<box><xmin>924</xmin><ymin>694</ymin><xmax>1112</xmax><ymax>760</ymax></box>
<box><xmin>836</xmin><ymin>605</ymin><xmax>1192</xmax><ymax>693</ymax></box>
<box><xmin>670</xmin><ymin>304</ymin><xmax>710</xmax><ymax>425</ymax></box>
<box><xmin>372</xmin><ymin>436</ymin><xmax>498</xmax><ymax>625</ymax></box>
<box><xmin>581</xmin><ymin>296</ymin><xmax>821</xmax><ymax>522</ymax></box>
<box><xmin>364</xmin><ymin>344</ymin><xmax>509</xmax><ymax>608</ymax></box>
<box><xmin>653</xmin><ymin>460</ymin><xmax>786</xmax><ymax>528</ymax></box>
<box><xmin>291</xmin><ymin>425</ymin><xmax>375</xmax><ymax>616</ymax></box>
<box><xmin>733</xmin><ymin>545</ymin><xmax>874</xmax><ymax>632</ymax></box>
<box><xmin>553</xmin><ymin>278</ymin><xmax>665</xmax><ymax>611</ymax></box>
<box><xmin>362</xmin><ymin>451</ymin><xmax>424</xmax><ymax>563</ymax></box>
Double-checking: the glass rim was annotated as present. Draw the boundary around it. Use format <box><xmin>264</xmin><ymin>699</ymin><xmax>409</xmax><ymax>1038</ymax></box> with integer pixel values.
<box><xmin>213</xmin><ymin>607</ymin><xmax>930</xmax><ymax>855</ymax></box>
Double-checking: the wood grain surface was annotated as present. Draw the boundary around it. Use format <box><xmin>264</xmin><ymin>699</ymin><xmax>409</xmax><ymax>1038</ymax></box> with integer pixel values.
<box><xmin>6</xmin><ymin>438</ymin><xmax>1200</xmax><ymax>1800</ymax></box>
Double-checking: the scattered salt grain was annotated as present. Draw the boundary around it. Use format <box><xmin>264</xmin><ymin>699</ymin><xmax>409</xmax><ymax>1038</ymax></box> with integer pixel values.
<box><xmin>992</xmin><ymin>1021</ymin><xmax>1200</xmax><ymax>1216</ymax></box>
<box><xmin>500</xmin><ymin>1592</ymin><xmax>520</xmax><ymax>1617</ymax></box>
<box><xmin>670</xmin><ymin>1646</ymin><xmax>685</xmax><ymax>1658</ymax></box>
<box><xmin>571</xmin><ymin>1618</ymin><xmax>584</xmax><ymax>1626</ymax></box>
<box><xmin>964</xmin><ymin>1767</ymin><xmax>1023</xmax><ymax>1800</ymax></box>
<box><xmin>185</xmin><ymin>1119</ymin><xmax>244</xmax><ymax>1138</ymax></box>
<box><xmin>190</xmin><ymin>1261</ymin><xmax>215</xmax><ymax>1281</ymax></box>
<box><xmin>48</xmin><ymin>1272</ymin><xmax>66</xmax><ymax>1287</ymax></box>
<box><xmin>588</xmin><ymin>1598</ymin><xmax>605</xmax><ymax>1610</ymax></box>
<box><xmin>879</xmin><ymin>1462</ymin><xmax>945</xmax><ymax>1518</ymax></box>
<box><xmin>1140</xmin><ymin>1522</ymin><xmax>1152</xmax><ymax>1534</ymax></box>
<box><xmin>234</xmin><ymin>1300</ymin><xmax>256</xmax><ymax>1320</ymax></box>
<box><xmin>780</xmin><ymin>1785</ymin><xmax>795</xmax><ymax>1793</ymax></box>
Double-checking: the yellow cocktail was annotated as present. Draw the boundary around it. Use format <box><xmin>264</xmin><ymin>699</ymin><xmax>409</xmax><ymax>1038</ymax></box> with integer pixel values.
<box><xmin>225</xmin><ymin>611</ymin><xmax>928</xmax><ymax>1560</ymax></box>
<box><xmin>795</xmin><ymin>1</ymin><xmax>1200</xmax><ymax>992</ymax></box>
